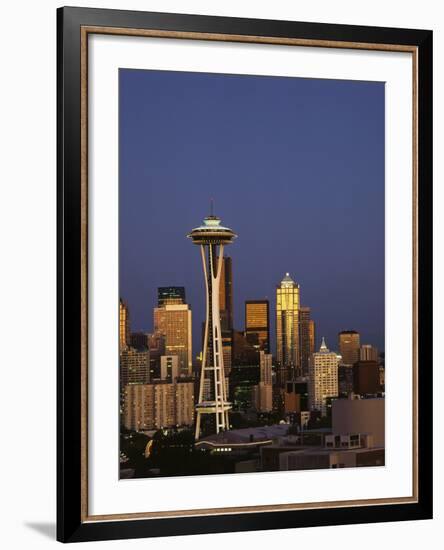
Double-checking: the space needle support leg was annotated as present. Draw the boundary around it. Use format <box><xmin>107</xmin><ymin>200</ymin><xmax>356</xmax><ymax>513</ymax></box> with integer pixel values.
<box><xmin>195</xmin><ymin>244</ymin><xmax>210</xmax><ymax>440</ymax></box>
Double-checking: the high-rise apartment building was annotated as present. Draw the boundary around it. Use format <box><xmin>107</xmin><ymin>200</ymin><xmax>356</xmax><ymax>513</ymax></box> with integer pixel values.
<box><xmin>154</xmin><ymin>303</ymin><xmax>192</xmax><ymax>376</ymax></box>
<box><xmin>175</xmin><ymin>379</ymin><xmax>195</xmax><ymax>426</ymax></box>
<box><xmin>245</xmin><ymin>300</ymin><xmax>270</xmax><ymax>353</ymax></box>
<box><xmin>276</xmin><ymin>273</ymin><xmax>300</xmax><ymax>370</ymax></box>
<box><xmin>119</xmin><ymin>299</ymin><xmax>130</xmax><ymax>351</ymax></box>
<box><xmin>299</xmin><ymin>306</ymin><xmax>315</xmax><ymax>376</ymax></box>
<box><xmin>123</xmin><ymin>379</ymin><xmax>194</xmax><ymax>431</ymax></box>
<box><xmin>157</xmin><ymin>286</ymin><xmax>186</xmax><ymax>306</ymax></box>
<box><xmin>308</xmin><ymin>338</ymin><xmax>339</xmax><ymax>415</ymax></box>
<box><xmin>360</xmin><ymin>344</ymin><xmax>379</xmax><ymax>362</ymax></box>
<box><xmin>338</xmin><ymin>330</ymin><xmax>360</xmax><ymax>365</ymax></box>
<box><xmin>120</xmin><ymin>347</ymin><xmax>150</xmax><ymax>386</ymax></box>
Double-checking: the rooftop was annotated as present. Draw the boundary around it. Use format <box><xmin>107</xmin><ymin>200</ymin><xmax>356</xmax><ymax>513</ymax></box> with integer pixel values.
<box><xmin>187</xmin><ymin>215</ymin><xmax>237</xmax><ymax>245</ymax></box>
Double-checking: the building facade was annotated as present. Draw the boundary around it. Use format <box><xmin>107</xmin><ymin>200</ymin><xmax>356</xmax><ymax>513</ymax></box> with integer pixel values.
<box><xmin>276</xmin><ymin>273</ymin><xmax>300</xmax><ymax>372</ymax></box>
<box><xmin>219</xmin><ymin>256</ymin><xmax>233</xmax><ymax>332</ymax></box>
<box><xmin>299</xmin><ymin>306</ymin><xmax>315</xmax><ymax>376</ymax></box>
<box><xmin>123</xmin><ymin>379</ymin><xmax>195</xmax><ymax>431</ymax></box>
<box><xmin>308</xmin><ymin>338</ymin><xmax>339</xmax><ymax>415</ymax></box>
<box><xmin>160</xmin><ymin>354</ymin><xmax>180</xmax><ymax>381</ymax></box>
<box><xmin>353</xmin><ymin>360</ymin><xmax>381</xmax><ymax>395</ymax></box>
<box><xmin>332</xmin><ymin>396</ymin><xmax>385</xmax><ymax>447</ymax></box>
<box><xmin>119</xmin><ymin>299</ymin><xmax>130</xmax><ymax>351</ymax></box>
<box><xmin>120</xmin><ymin>346</ymin><xmax>150</xmax><ymax>386</ymax></box>
<box><xmin>154</xmin><ymin>303</ymin><xmax>192</xmax><ymax>376</ymax></box>
<box><xmin>157</xmin><ymin>286</ymin><xmax>186</xmax><ymax>306</ymax></box>
<box><xmin>360</xmin><ymin>344</ymin><xmax>379</xmax><ymax>362</ymax></box>
<box><xmin>253</xmin><ymin>351</ymin><xmax>273</xmax><ymax>412</ymax></box>
<box><xmin>338</xmin><ymin>330</ymin><xmax>360</xmax><ymax>365</ymax></box>
<box><xmin>245</xmin><ymin>299</ymin><xmax>270</xmax><ymax>353</ymax></box>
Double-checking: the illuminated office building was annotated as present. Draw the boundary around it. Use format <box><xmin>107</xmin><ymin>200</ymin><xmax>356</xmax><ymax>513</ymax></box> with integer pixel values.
<box><xmin>245</xmin><ymin>300</ymin><xmax>270</xmax><ymax>353</ymax></box>
<box><xmin>119</xmin><ymin>299</ymin><xmax>130</xmax><ymax>351</ymax></box>
<box><xmin>299</xmin><ymin>306</ymin><xmax>315</xmax><ymax>376</ymax></box>
<box><xmin>154</xmin><ymin>303</ymin><xmax>192</xmax><ymax>376</ymax></box>
<box><xmin>188</xmin><ymin>212</ymin><xmax>236</xmax><ymax>438</ymax></box>
<box><xmin>158</xmin><ymin>286</ymin><xmax>186</xmax><ymax>306</ymax></box>
<box><xmin>360</xmin><ymin>344</ymin><xmax>379</xmax><ymax>362</ymax></box>
<box><xmin>254</xmin><ymin>351</ymin><xmax>273</xmax><ymax>412</ymax></box>
<box><xmin>338</xmin><ymin>330</ymin><xmax>360</xmax><ymax>365</ymax></box>
<box><xmin>308</xmin><ymin>338</ymin><xmax>339</xmax><ymax>416</ymax></box>
<box><xmin>276</xmin><ymin>273</ymin><xmax>300</xmax><ymax>371</ymax></box>
<box><xmin>120</xmin><ymin>346</ymin><xmax>150</xmax><ymax>386</ymax></box>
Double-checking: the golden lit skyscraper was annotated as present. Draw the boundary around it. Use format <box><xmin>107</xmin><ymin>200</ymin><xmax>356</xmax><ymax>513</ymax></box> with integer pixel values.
<box><xmin>299</xmin><ymin>306</ymin><xmax>315</xmax><ymax>376</ymax></box>
<box><xmin>245</xmin><ymin>300</ymin><xmax>270</xmax><ymax>353</ymax></box>
<box><xmin>119</xmin><ymin>299</ymin><xmax>130</xmax><ymax>351</ymax></box>
<box><xmin>154</xmin><ymin>303</ymin><xmax>192</xmax><ymax>376</ymax></box>
<box><xmin>338</xmin><ymin>330</ymin><xmax>361</xmax><ymax>365</ymax></box>
<box><xmin>276</xmin><ymin>273</ymin><xmax>300</xmax><ymax>371</ymax></box>
<box><xmin>308</xmin><ymin>337</ymin><xmax>339</xmax><ymax>415</ymax></box>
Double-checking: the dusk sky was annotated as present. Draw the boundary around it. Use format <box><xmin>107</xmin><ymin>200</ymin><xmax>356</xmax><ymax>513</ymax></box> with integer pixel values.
<box><xmin>119</xmin><ymin>68</ymin><xmax>385</xmax><ymax>356</ymax></box>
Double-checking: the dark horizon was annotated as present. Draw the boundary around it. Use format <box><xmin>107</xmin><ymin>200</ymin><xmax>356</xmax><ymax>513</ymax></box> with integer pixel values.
<box><xmin>119</xmin><ymin>68</ymin><xmax>385</xmax><ymax>357</ymax></box>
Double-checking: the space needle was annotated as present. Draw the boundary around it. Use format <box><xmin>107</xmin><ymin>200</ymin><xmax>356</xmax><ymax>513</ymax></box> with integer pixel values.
<box><xmin>187</xmin><ymin>205</ymin><xmax>237</xmax><ymax>439</ymax></box>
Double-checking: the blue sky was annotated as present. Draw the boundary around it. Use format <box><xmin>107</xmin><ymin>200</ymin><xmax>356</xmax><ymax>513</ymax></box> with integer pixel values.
<box><xmin>119</xmin><ymin>68</ymin><xmax>385</xmax><ymax>356</ymax></box>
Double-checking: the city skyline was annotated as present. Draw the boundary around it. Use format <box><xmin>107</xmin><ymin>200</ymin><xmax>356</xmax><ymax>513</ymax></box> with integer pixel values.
<box><xmin>119</xmin><ymin>69</ymin><xmax>385</xmax><ymax>355</ymax></box>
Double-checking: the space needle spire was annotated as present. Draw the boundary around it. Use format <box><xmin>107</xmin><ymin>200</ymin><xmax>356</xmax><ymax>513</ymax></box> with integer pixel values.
<box><xmin>187</xmin><ymin>209</ymin><xmax>237</xmax><ymax>439</ymax></box>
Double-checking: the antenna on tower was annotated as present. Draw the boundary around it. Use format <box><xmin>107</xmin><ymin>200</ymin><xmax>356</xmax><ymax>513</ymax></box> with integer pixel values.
<box><xmin>210</xmin><ymin>198</ymin><xmax>214</xmax><ymax>217</ymax></box>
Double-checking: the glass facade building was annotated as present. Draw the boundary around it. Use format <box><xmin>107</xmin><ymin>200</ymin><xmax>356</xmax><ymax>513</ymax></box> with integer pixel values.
<box><xmin>276</xmin><ymin>273</ymin><xmax>300</xmax><ymax>371</ymax></box>
<box><xmin>245</xmin><ymin>299</ymin><xmax>270</xmax><ymax>353</ymax></box>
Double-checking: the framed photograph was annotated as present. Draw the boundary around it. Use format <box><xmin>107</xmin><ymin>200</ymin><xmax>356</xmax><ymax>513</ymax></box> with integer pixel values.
<box><xmin>57</xmin><ymin>6</ymin><xmax>433</xmax><ymax>543</ymax></box>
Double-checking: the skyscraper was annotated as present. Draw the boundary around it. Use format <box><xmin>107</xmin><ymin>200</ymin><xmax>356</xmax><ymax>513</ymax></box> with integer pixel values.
<box><xmin>120</xmin><ymin>346</ymin><xmax>150</xmax><ymax>386</ymax></box>
<box><xmin>160</xmin><ymin>355</ymin><xmax>179</xmax><ymax>381</ymax></box>
<box><xmin>353</xmin><ymin>360</ymin><xmax>381</xmax><ymax>395</ymax></box>
<box><xmin>123</xmin><ymin>378</ymin><xmax>194</xmax><ymax>431</ymax></box>
<box><xmin>154</xmin><ymin>303</ymin><xmax>192</xmax><ymax>376</ymax></box>
<box><xmin>276</xmin><ymin>273</ymin><xmax>300</xmax><ymax>373</ymax></box>
<box><xmin>308</xmin><ymin>337</ymin><xmax>339</xmax><ymax>415</ymax></box>
<box><xmin>119</xmin><ymin>299</ymin><xmax>130</xmax><ymax>351</ymax></box>
<box><xmin>254</xmin><ymin>350</ymin><xmax>273</xmax><ymax>412</ymax></box>
<box><xmin>338</xmin><ymin>330</ymin><xmax>361</xmax><ymax>365</ymax></box>
<box><xmin>299</xmin><ymin>306</ymin><xmax>315</xmax><ymax>376</ymax></box>
<box><xmin>219</xmin><ymin>256</ymin><xmax>233</xmax><ymax>332</ymax></box>
<box><xmin>157</xmin><ymin>286</ymin><xmax>186</xmax><ymax>306</ymax></box>
<box><xmin>130</xmin><ymin>331</ymin><xmax>149</xmax><ymax>350</ymax></box>
<box><xmin>360</xmin><ymin>344</ymin><xmax>379</xmax><ymax>362</ymax></box>
<box><xmin>245</xmin><ymin>300</ymin><xmax>270</xmax><ymax>353</ymax></box>
<box><xmin>219</xmin><ymin>256</ymin><xmax>234</xmax><ymax>375</ymax></box>
<box><xmin>188</xmin><ymin>212</ymin><xmax>236</xmax><ymax>438</ymax></box>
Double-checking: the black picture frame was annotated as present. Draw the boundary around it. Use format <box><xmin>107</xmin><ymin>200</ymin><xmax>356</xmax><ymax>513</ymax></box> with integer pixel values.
<box><xmin>57</xmin><ymin>6</ymin><xmax>433</xmax><ymax>543</ymax></box>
